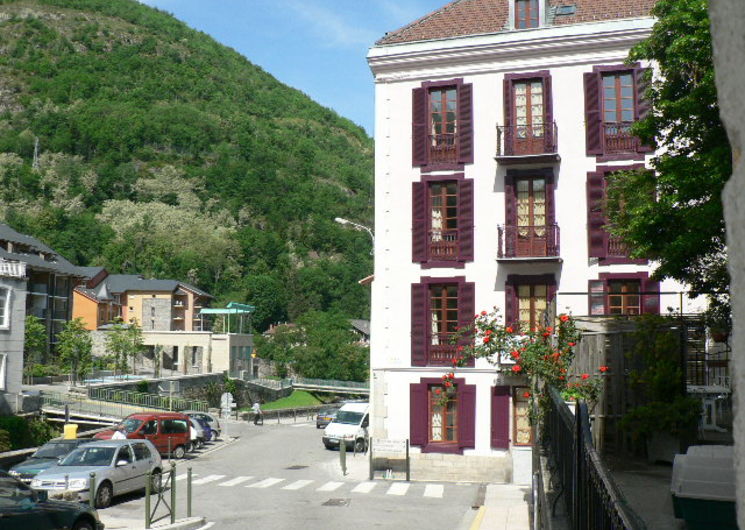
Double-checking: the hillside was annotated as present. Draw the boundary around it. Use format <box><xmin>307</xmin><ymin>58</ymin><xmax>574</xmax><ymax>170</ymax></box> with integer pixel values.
<box><xmin>0</xmin><ymin>0</ymin><xmax>374</xmax><ymax>329</ymax></box>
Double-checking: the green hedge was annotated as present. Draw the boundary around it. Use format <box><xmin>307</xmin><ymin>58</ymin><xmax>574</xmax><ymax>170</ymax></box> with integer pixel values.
<box><xmin>0</xmin><ymin>416</ymin><xmax>60</xmax><ymax>451</ymax></box>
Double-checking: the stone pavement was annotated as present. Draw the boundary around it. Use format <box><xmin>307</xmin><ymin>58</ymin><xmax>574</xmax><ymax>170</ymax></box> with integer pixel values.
<box><xmin>472</xmin><ymin>484</ymin><xmax>531</xmax><ymax>530</ymax></box>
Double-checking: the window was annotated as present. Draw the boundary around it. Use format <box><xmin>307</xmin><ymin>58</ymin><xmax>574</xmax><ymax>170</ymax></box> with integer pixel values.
<box><xmin>501</xmin><ymin>72</ymin><xmax>555</xmax><ymax>158</ymax></box>
<box><xmin>502</xmin><ymin>169</ymin><xmax>558</xmax><ymax>258</ymax></box>
<box><xmin>172</xmin><ymin>346</ymin><xmax>179</xmax><ymax>363</ymax></box>
<box><xmin>513</xmin><ymin>79</ymin><xmax>544</xmax><ymax>152</ymax></box>
<box><xmin>191</xmin><ymin>346</ymin><xmax>198</xmax><ymax>367</ymax></box>
<box><xmin>515</xmin><ymin>0</ymin><xmax>539</xmax><ymax>29</ymax></box>
<box><xmin>0</xmin><ymin>288</ymin><xmax>9</xmax><ymax>329</ymax></box>
<box><xmin>588</xmin><ymin>274</ymin><xmax>659</xmax><ymax>315</ymax></box>
<box><xmin>584</xmin><ymin>66</ymin><xmax>651</xmax><ymax>157</ymax></box>
<box><xmin>162</xmin><ymin>419</ymin><xmax>188</xmax><ymax>434</ymax></box>
<box><xmin>513</xmin><ymin>387</ymin><xmax>533</xmax><ymax>445</ymax></box>
<box><xmin>132</xmin><ymin>443</ymin><xmax>151</xmax><ymax>461</ymax></box>
<box><xmin>411</xmin><ymin>278</ymin><xmax>474</xmax><ymax>366</ymax></box>
<box><xmin>412</xmin><ymin>79</ymin><xmax>473</xmax><ymax>168</ymax></box>
<box><xmin>412</xmin><ymin>177</ymin><xmax>473</xmax><ymax>265</ymax></box>
<box><xmin>428</xmin><ymin>385</ymin><xmax>457</xmax><ymax>444</ymax></box>
<box><xmin>505</xmin><ymin>274</ymin><xmax>556</xmax><ymax>331</ymax></box>
<box><xmin>142</xmin><ymin>420</ymin><xmax>157</xmax><ymax>435</ymax></box>
<box><xmin>116</xmin><ymin>445</ymin><xmax>132</xmax><ymax>464</ymax></box>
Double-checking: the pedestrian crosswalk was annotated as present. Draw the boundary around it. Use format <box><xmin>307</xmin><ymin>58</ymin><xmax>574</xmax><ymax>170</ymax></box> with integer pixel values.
<box><xmin>176</xmin><ymin>472</ymin><xmax>446</xmax><ymax>498</ymax></box>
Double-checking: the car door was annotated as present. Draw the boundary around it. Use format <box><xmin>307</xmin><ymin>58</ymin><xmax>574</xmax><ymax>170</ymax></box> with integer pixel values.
<box><xmin>131</xmin><ymin>442</ymin><xmax>155</xmax><ymax>490</ymax></box>
<box><xmin>0</xmin><ymin>476</ymin><xmax>50</xmax><ymax>529</ymax></box>
<box><xmin>140</xmin><ymin>419</ymin><xmax>161</xmax><ymax>453</ymax></box>
<box><xmin>112</xmin><ymin>445</ymin><xmax>138</xmax><ymax>494</ymax></box>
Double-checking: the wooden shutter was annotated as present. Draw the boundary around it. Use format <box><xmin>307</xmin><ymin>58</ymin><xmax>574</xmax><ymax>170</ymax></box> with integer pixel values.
<box><xmin>505</xmin><ymin>282</ymin><xmax>516</xmax><ymax>327</ymax></box>
<box><xmin>586</xmin><ymin>172</ymin><xmax>607</xmax><ymax>258</ymax></box>
<box><xmin>491</xmin><ymin>385</ymin><xmax>510</xmax><ymax>449</ymax></box>
<box><xmin>584</xmin><ymin>72</ymin><xmax>603</xmax><ymax>155</ymax></box>
<box><xmin>412</xmin><ymin>88</ymin><xmax>428</xmax><ymax>166</ymax></box>
<box><xmin>409</xmin><ymin>383</ymin><xmax>428</xmax><ymax>446</ymax></box>
<box><xmin>504</xmin><ymin>174</ymin><xmax>516</xmax><ymax>226</ymax></box>
<box><xmin>457</xmin><ymin>83</ymin><xmax>474</xmax><ymax>164</ymax></box>
<box><xmin>411</xmin><ymin>283</ymin><xmax>428</xmax><ymax>366</ymax></box>
<box><xmin>635</xmin><ymin>68</ymin><xmax>654</xmax><ymax>153</ymax></box>
<box><xmin>458</xmin><ymin>180</ymin><xmax>474</xmax><ymax>261</ymax></box>
<box><xmin>503</xmin><ymin>78</ymin><xmax>514</xmax><ymax>155</ymax></box>
<box><xmin>543</xmin><ymin>72</ymin><xmax>554</xmax><ymax>150</ymax></box>
<box><xmin>458</xmin><ymin>281</ymin><xmax>476</xmax><ymax>367</ymax></box>
<box><xmin>412</xmin><ymin>182</ymin><xmax>427</xmax><ymax>263</ymax></box>
<box><xmin>458</xmin><ymin>383</ymin><xmax>476</xmax><ymax>450</ymax></box>
<box><xmin>642</xmin><ymin>277</ymin><xmax>660</xmax><ymax>315</ymax></box>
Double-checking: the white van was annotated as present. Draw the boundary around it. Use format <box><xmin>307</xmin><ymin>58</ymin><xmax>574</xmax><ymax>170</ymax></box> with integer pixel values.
<box><xmin>322</xmin><ymin>402</ymin><xmax>369</xmax><ymax>452</ymax></box>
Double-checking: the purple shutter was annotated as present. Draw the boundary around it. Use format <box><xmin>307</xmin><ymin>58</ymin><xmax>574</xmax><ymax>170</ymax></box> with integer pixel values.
<box><xmin>635</xmin><ymin>68</ymin><xmax>654</xmax><ymax>153</ymax></box>
<box><xmin>586</xmin><ymin>172</ymin><xmax>607</xmax><ymax>258</ymax></box>
<box><xmin>491</xmin><ymin>386</ymin><xmax>510</xmax><ymax>449</ymax></box>
<box><xmin>458</xmin><ymin>384</ymin><xmax>476</xmax><ymax>449</ymax></box>
<box><xmin>545</xmin><ymin>175</ymin><xmax>557</xmax><ymax>254</ymax></box>
<box><xmin>503</xmin><ymin>79</ymin><xmax>514</xmax><ymax>155</ymax></box>
<box><xmin>458</xmin><ymin>282</ymin><xmax>476</xmax><ymax>367</ymax></box>
<box><xmin>412</xmin><ymin>88</ymin><xmax>428</xmax><ymax>167</ymax></box>
<box><xmin>410</xmin><ymin>383</ymin><xmax>428</xmax><ymax>446</ymax></box>
<box><xmin>412</xmin><ymin>182</ymin><xmax>427</xmax><ymax>263</ymax></box>
<box><xmin>457</xmin><ymin>83</ymin><xmax>474</xmax><ymax>164</ymax></box>
<box><xmin>543</xmin><ymin>73</ymin><xmax>554</xmax><ymax>151</ymax></box>
<box><xmin>642</xmin><ymin>277</ymin><xmax>660</xmax><ymax>315</ymax></box>
<box><xmin>411</xmin><ymin>283</ymin><xmax>428</xmax><ymax>366</ymax></box>
<box><xmin>505</xmin><ymin>282</ymin><xmax>516</xmax><ymax>327</ymax></box>
<box><xmin>504</xmin><ymin>175</ymin><xmax>516</xmax><ymax>257</ymax></box>
<box><xmin>458</xmin><ymin>179</ymin><xmax>474</xmax><ymax>261</ymax></box>
<box><xmin>584</xmin><ymin>72</ymin><xmax>603</xmax><ymax>155</ymax></box>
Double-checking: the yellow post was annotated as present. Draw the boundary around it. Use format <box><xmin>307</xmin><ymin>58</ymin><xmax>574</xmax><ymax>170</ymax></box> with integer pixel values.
<box><xmin>63</xmin><ymin>423</ymin><xmax>78</xmax><ymax>439</ymax></box>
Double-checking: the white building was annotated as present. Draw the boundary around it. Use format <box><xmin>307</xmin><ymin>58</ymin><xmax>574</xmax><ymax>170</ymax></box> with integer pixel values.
<box><xmin>367</xmin><ymin>0</ymin><xmax>700</xmax><ymax>483</ymax></box>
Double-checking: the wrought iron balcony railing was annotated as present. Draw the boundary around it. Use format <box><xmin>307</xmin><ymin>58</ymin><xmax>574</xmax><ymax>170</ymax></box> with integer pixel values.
<box><xmin>497</xmin><ymin>224</ymin><xmax>560</xmax><ymax>259</ymax></box>
<box><xmin>428</xmin><ymin>229</ymin><xmax>459</xmax><ymax>261</ymax></box>
<box><xmin>496</xmin><ymin>122</ymin><xmax>558</xmax><ymax>159</ymax></box>
<box><xmin>429</xmin><ymin>133</ymin><xmax>458</xmax><ymax>164</ymax></box>
<box><xmin>428</xmin><ymin>332</ymin><xmax>457</xmax><ymax>365</ymax></box>
<box><xmin>602</xmin><ymin>122</ymin><xmax>639</xmax><ymax>154</ymax></box>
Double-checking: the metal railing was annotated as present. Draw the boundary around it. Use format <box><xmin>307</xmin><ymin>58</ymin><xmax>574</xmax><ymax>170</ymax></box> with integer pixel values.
<box><xmin>0</xmin><ymin>260</ymin><xmax>26</xmax><ymax>278</ymax></box>
<box><xmin>88</xmin><ymin>388</ymin><xmax>209</xmax><ymax>413</ymax></box>
<box><xmin>496</xmin><ymin>122</ymin><xmax>558</xmax><ymax>157</ymax></box>
<box><xmin>603</xmin><ymin>123</ymin><xmax>639</xmax><ymax>154</ymax></box>
<box><xmin>497</xmin><ymin>224</ymin><xmax>560</xmax><ymax>259</ymax></box>
<box><xmin>544</xmin><ymin>386</ymin><xmax>646</xmax><ymax>529</ymax></box>
<box><xmin>428</xmin><ymin>133</ymin><xmax>458</xmax><ymax>163</ymax></box>
<box><xmin>42</xmin><ymin>392</ymin><xmax>147</xmax><ymax>420</ymax></box>
<box><xmin>428</xmin><ymin>230</ymin><xmax>459</xmax><ymax>261</ymax></box>
<box><xmin>292</xmin><ymin>377</ymin><xmax>369</xmax><ymax>391</ymax></box>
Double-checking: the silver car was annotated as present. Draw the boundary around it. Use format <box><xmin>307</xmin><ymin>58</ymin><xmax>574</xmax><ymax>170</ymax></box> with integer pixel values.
<box><xmin>31</xmin><ymin>439</ymin><xmax>163</xmax><ymax>508</ymax></box>
<box><xmin>182</xmin><ymin>410</ymin><xmax>221</xmax><ymax>438</ymax></box>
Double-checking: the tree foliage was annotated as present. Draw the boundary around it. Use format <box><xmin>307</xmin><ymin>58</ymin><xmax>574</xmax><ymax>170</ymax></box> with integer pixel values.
<box><xmin>0</xmin><ymin>0</ymin><xmax>373</xmax><ymax>330</ymax></box>
<box><xmin>56</xmin><ymin>317</ymin><xmax>92</xmax><ymax>383</ymax></box>
<box><xmin>105</xmin><ymin>318</ymin><xmax>144</xmax><ymax>374</ymax></box>
<box><xmin>606</xmin><ymin>0</ymin><xmax>730</xmax><ymax>299</ymax></box>
<box><xmin>23</xmin><ymin>314</ymin><xmax>47</xmax><ymax>370</ymax></box>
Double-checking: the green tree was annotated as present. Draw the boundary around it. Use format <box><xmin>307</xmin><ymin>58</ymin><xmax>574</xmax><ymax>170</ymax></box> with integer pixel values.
<box><xmin>606</xmin><ymin>0</ymin><xmax>730</xmax><ymax>301</ymax></box>
<box><xmin>105</xmin><ymin>318</ymin><xmax>144</xmax><ymax>374</ymax></box>
<box><xmin>56</xmin><ymin>317</ymin><xmax>92</xmax><ymax>385</ymax></box>
<box><xmin>23</xmin><ymin>314</ymin><xmax>47</xmax><ymax>376</ymax></box>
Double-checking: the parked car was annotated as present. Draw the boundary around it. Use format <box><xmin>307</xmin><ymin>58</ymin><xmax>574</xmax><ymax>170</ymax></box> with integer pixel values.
<box><xmin>31</xmin><ymin>439</ymin><xmax>162</xmax><ymax>509</ymax></box>
<box><xmin>187</xmin><ymin>417</ymin><xmax>205</xmax><ymax>451</ymax></box>
<box><xmin>322</xmin><ymin>402</ymin><xmax>369</xmax><ymax>452</ymax></box>
<box><xmin>316</xmin><ymin>406</ymin><xmax>340</xmax><ymax>429</ymax></box>
<box><xmin>9</xmin><ymin>439</ymin><xmax>93</xmax><ymax>484</ymax></box>
<box><xmin>193</xmin><ymin>416</ymin><xmax>214</xmax><ymax>443</ymax></box>
<box><xmin>94</xmin><ymin>412</ymin><xmax>190</xmax><ymax>458</ymax></box>
<box><xmin>182</xmin><ymin>411</ymin><xmax>221</xmax><ymax>438</ymax></box>
<box><xmin>0</xmin><ymin>471</ymin><xmax>103</xmax><ymax>529</ymax></box>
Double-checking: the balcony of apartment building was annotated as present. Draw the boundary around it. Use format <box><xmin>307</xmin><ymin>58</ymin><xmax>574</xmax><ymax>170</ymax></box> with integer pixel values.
<box><xmin>601</xmin><ymin>122</ymin><xmax>641</xmax><ymax>155</ymax></box>
<box><xmin>495</xmin><ymin>122</ymin><xmax>560</xmax><ymax>165</ymax></box>
<box><xmin>497</xmin><ymin>223</ymin><xmax>561</xmax><ymax>262</ymax></box>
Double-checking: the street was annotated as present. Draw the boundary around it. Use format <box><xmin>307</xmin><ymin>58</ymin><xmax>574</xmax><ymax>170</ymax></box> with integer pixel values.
<box><xmin>100</xmin><ymin>418</ymin><xmax>482</xmax><ymax>529</ymax></box>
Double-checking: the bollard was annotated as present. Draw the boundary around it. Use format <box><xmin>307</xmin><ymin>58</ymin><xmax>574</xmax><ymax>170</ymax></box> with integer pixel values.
<box><xmin>340</xmin><ymin>439</ymin><xmax>347</xmax><ymax>476</ymax></box>
<box><xmin>277</xmin><ymin>410</ymin><xmax>280</xmax><ymax>424</ymax></box>
<box><xmin>187</xmin><ymin>467</ymin><xmax>192</xmax><ymax>517</ymax></box>
<box><xmin>368</xmin><ymin>438</ymin><xmax>373</xmax><ymax>481</ymax></box>
<box><xmin>406</xmin><ymin>439</ymin><xmax>411</xmax><ymax>482</ymax></box>
<box><xmin>89</xmin><ymin>472</ymin><xmax>97</xmax><ymax>507</ymax></box>
<box><xmin>170</xmin><ymin>462</ymin><xmax>176</xmax><ymax>524</ymax></box>
<box><xmin>293</xmin><ymin>409</ymin><xmax>297</xmax><ymax>422</ymax></box>
<box><xmin>145</xmin><ymin>470</ymin><xmax>151</xmax><ymax>529</ymax></box>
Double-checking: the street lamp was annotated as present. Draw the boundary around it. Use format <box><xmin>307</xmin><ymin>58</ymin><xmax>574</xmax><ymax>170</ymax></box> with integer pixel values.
<box><xmin>335</xmin><ymin>217</ymin><xmax>374</xmax><ymax>254</ymax></box>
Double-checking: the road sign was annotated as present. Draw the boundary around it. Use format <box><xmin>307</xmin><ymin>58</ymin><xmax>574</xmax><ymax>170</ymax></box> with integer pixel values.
<box><xmin>220</xmin><ymin>392</ymin><xmax>234</xmax><ymax>407</ymax></box>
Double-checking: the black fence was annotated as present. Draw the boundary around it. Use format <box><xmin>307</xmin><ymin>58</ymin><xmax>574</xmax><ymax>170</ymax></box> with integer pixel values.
<box><xmin>544</xmin><ymin>387</ymin><xmax>646</xmax><ymax>530</ymax></box>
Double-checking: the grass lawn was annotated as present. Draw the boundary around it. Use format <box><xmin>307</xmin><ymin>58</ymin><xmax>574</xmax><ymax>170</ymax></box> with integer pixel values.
<box><xmin>251</xmin><ymin>390</ymin><xmax>323</xmax><ymax>411</ymax></box>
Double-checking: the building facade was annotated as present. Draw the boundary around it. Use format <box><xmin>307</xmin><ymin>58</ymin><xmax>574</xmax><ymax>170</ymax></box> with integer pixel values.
<box><xmin>367</xmin><ymin>0</ymin><xmax>702</xmax><ymax>482</ymax></box>
<box><xmin>0</xmin><ymin>260</ymin><xmax>27</xmax><ymax>413</ymax></box>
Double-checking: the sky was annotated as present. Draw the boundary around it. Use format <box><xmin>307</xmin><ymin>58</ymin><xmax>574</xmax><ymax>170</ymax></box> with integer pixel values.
<box><xmin>139</xmin><ymin>0</ymin><xmax>449</xmax><ymax>136</ymax></box>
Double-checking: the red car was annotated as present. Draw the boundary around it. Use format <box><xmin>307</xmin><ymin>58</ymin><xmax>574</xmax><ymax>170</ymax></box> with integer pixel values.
<box><xmin>95</xmin><ymin>412</ymin><xmax>191</xmax><ymax>458</ymax></box>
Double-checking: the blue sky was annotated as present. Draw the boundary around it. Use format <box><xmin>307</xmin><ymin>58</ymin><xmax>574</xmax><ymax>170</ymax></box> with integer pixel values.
<box><xmin>140</xmin><ymin>0</ymin><xmax>448</xmax><ymax>135</ymax></box>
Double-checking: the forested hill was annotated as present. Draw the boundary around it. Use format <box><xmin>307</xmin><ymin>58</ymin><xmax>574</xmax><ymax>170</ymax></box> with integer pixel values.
<box><xmin>0</xmin><ymin>0</ymin><xmax>374</xmax><ymax>330</ymax></box>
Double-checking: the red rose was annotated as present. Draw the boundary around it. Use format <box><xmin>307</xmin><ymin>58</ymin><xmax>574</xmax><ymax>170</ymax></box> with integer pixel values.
<box><xmin>441</xmin><ymin>374</ymin><xmax>448</xmax><ymax>380</ymax></box>
<box><xmin>444</xmin><ymin>381</ymin><xmax>452</xmax><ymax>388</ymax></box>
<box><xmin>523</xmin><ymin>391</ymin><xmax>531</xmax><ymax>398</ymax></box>
<box><xmin>599</xmin><ymin>365</ymin><xmax>609</xmax><ymax>373</ymax></box>
<box><xmin>559</xmin><ymin>314</ymin><xmax>569</xmax><ymax>322</ymax></box>
<box><xmin>435</xmin><ymin>388</ymin><xmax>442</xmax><ymax>395</ymax></box>
<box><xmin>481</xmin><ymin>310</ymin><xmax>487</xmax><ymax>316</ymax></box>
<box><xmin>558</xmin><ymin>375</ymin><xmax>565</xmax><ymax>380</ymax></box>
<box><xmin>483</xmin><ymin>337</ymin><xmax>491</xmax><ymax>344</ymax></box>
<box><xmin>485</xmin><ymin>329</ymin><xmax>493</xmax><ymax>335</ymax></box>
<box><xmin>457</xmin><ymin>346</ymin><xmax>464</xmax><ymax>352</ymax></box>
<box><xmin>581</xmin><ymin>373</ymin><xmax>590</xmax><ymax>380</ymax></box>
<box><xmin>560</xmin><ymin>368</ymin><xmax>567</xmax><ymax>373</ymax></box>
<box><xmin>506</xmin><ymin>326</ymin><xmax>513</xmax><ymax>334</ymax></box>
<box><xmin>542</xmin><ymin>332</ymin><xmax>550</xmax><ymax>338</ymax></box>
<box><xmin>568</xmin><ymin>342</ymin><xmax>576</xmax><ymax>347</ymax></box>
<box><xmin>546</xmin><ymin>326</ymin><xmax>553</xmax><ymax>333</ymax></box>
<box><xmin>449</xmin><ymin>372</ymin><xmax>454</xmax><ymax>379</ymax></box>
<box><xmin>511</xmin><ymin>365</ymin><xmax>522</xmax><ymax>373</ymax></box>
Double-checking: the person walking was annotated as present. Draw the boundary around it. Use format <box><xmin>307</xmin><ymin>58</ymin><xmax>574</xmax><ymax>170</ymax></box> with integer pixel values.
<box><xmin>111</xmin><ymin>425</ymin><xmax>127</xmax><ymax>440</ymax></box>
<box><xmin>252</xmin><ymin>401</ymin><xmax>263</xmax><ymax>425</ymax></box>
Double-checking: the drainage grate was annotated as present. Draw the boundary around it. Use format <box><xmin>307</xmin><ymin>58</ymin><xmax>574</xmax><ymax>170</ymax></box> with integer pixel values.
<box><xmin>285</xmin><ymin>465</ymin><xmax>309</xmax><ymax>470</ymax></box>
<box><xmin>323</xmin><ymin>498</ymin><xmax>351</xmax><ymax>507</ymax></box>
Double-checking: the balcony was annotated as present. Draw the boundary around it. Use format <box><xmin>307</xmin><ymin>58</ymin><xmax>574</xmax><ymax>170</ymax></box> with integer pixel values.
<box><xmin>429</xmin><ymin>133</ymin><xmax>457</xmax><ymax>164</ymax></box>
<box><xmin>0</xmin><ymin>260</ymin><xmax>26</xmax><ymax>278</ymax></box>
<box><xmin>496</xmin><ymin>122</ymin><xmax>559</xmax><ymax>165</ymax></box>
<box><xmin>428</xmin><ymin>333</ymin><xmax>457</xmax><ymax>365</ymax></box>
<box><xmin>428</xmin><ymin>230</ymin><xmax>460</xmax><ymax>262</ymax></box>
<box><xmin>607</xmin><ymin>233</ymin><xmax>630</xmax><ymax>257</ymax></box>
<box><xmin>497</xmin><ymin>224</ymin><xmax>561</xmax><ymax>262</ymax></box>
<box><xmin>602</xmin><ymin>123</ymin><xmax>640</xmax><ymax>154</ymax></box>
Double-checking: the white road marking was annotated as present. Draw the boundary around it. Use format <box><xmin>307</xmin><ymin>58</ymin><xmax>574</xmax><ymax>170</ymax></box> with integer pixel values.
<box><xmin>175</xmin><ymin>473</ymin><xmax>197</xmax><ymax>482</ymax></box>
<box><xmin>386</xmin><ymin>483</ymin><xmax>410</xmax><ymax>496</ymax></box>
<box><xmin>291</xmin><ymin>423</ymin><xmax>312</xmax><ymax>428</ymax></box>
<box><xmin>191</xmin><ymin>474</ymin><xmax>226</xmax><ymax>485</ymax></box>
<box><xmin>282</xmin><ymin>479</ymin><xmax>314</xmax><ymax>490</ymax></box>
<box><xmin>218</xmin><ymin>476</ymin><xmax>253</xmax><ymax>487</ymax></box>
<box><xmin>316</xmin><ymin>481</ymin><xmax>343</xmax><ymax>492</ymax></box>
<box><xmin>247</xmin><ymin>477</ymin><xmax>284</xmax><ymax>488</ymax></box>
<box><xmin>351</xmin><ymin>482</ymin><xmax>376</xmax><ymax>494</ymax></box>
<box><xmin>423</xmin><ymin>484</ymin><xmax>444</xmax><ymax>498</ymax></box>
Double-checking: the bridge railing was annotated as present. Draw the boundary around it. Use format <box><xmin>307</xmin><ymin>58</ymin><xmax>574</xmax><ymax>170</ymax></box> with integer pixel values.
<box><xmin>88</xmin><ymin>388</ymin><xmax>209</xmax><ymax>413</ymax></box>
<box><xmin>291</xmin><ymin>377</ymin><xmax>369</xmax><ymax>392</ymax></box>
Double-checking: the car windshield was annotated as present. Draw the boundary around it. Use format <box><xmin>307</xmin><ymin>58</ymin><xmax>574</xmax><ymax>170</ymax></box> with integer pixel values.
<box><xmin>334</xmin><ymin>411</ymin><xmax>363</xmax><ymax>425</ymax></box>
<box><xmin>60</xmin><ymin>446</ymin><xmax>116</xmax><ymax>467</ymax></box>
<box><xmin>319</xmin><ymin>408</ymin><xmax>337</xmax><ymax>416</ymax></box>
<box><xmin>33</xmin><ymin>443</ymin><xmax>76</xmax><ymax>459</ymax></box>
<box><xmin>122</xmin><ymin>418</ymin><xmax>144</xmax><ymax>433</ymax></box>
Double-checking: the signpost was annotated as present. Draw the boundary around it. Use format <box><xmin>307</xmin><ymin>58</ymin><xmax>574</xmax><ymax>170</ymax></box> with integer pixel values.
<box><xmin>220</xmin><ymin>392</ymin><xmax>236</xmax><ymax>439</ymax></box>
<box><xmin>370</xmin><ymin>438</ymin><xmax>410</xmax><ymax>481</ymax></box>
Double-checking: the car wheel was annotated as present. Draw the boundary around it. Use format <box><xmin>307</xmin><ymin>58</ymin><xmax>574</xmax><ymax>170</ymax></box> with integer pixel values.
<box><xmin>72</xmin><ymin>518</ymin><xmax>95</xmax><ymax>530</ymax></box>
<box><xmin>95</xmin><ymin>481</ymin><xmax>113</xmax><ymax>509</ymax></box>
<box><xmin>354</xmin><ymin>438</ymin><xmax>367</xmax><ymax>453</ymax></box>
<box><xmin>150</xmin><ymin>470</ymin><xmax>162</xmax><ymax>493</ymax></box>
<box><xmin>323</xmin><ymin>442</ymin><xmax>333</xmax><ymax>450</ymax></box>
<box><xmin>173</xmin><ymin>445</ymin><xmax>186</xmax><ymax>459</ymax></box>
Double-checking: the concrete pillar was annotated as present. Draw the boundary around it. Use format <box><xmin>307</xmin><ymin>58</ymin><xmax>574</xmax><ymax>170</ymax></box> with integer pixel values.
<box><xmin>709</xmin><ymin>4</ymin><xmax>745</xmax><ymax>527</ymax></box>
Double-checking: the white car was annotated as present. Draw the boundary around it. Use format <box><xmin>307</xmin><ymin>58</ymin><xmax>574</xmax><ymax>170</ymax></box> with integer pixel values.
<box><xmin>31</xmin><ymin>439</ymin><xmax>163</xmax><ymax>508</ymax></box>
<box><xmin>322</xmin><ymin>402</ymin><xmax>369</xmax><ymax>453</ymax></box>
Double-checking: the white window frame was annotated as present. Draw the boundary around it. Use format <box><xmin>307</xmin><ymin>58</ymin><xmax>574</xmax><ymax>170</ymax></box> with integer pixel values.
<box><xmin>0</xmin><ymin>353</ymin><xmax>7</xmax><ymax>391</ymax></box>
<box><xmin>0</xmin><ymin>288</ymin><xmax>11</xmax><ymax>330</ymax></box>
<box><xmin>509</xmin><ymin>0</ymin><xmax>546</xmax><ymax>30</ymax></box>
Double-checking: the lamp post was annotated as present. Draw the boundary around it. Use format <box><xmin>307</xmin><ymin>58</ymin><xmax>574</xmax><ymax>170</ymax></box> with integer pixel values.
<box><xmin>335</xmin><ymin>217</ymin><xmax>374</xmax><ymax>254</ymax></box>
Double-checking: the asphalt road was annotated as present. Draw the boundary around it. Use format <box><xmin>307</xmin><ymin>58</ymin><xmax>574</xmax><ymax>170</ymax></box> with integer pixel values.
<box><xmin>101</xmin><ymin>418</ymin><xmax>482</xmax><ymax>529</ymax></box>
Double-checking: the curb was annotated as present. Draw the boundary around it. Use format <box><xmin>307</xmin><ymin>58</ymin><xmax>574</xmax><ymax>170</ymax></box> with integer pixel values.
<box><xmin>152</xmin><ymin>516</ymin><xmax>207</xmax><ymax>530</ymax></box>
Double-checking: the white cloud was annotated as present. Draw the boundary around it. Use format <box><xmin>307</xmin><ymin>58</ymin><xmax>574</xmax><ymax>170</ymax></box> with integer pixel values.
<box><xmin>281</xmin><ymin>0</ymin><xmax>378</xmax><ymax>48</ymax></box>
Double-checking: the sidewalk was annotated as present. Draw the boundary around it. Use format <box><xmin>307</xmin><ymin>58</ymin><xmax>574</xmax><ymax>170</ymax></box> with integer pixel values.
<box><xmin>471</xmin><ymin>484</ymin><xmax>531</xmax><ymax>530</ymax></box>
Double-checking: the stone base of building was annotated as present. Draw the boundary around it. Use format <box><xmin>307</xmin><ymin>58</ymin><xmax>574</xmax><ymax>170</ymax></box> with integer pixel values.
<box><xmin>409</xmin><ymin>451</ymin><xmax>513</xmax><ymax>483</ymax></box>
